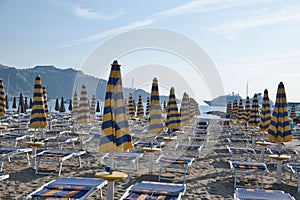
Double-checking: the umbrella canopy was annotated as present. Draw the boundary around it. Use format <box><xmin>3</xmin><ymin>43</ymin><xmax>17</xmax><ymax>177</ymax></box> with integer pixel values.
<box><xmin>96</xmin><ymin>101</ymin><xmax>101</xmax><ymax>113</ymax></box>
<box><xmin>147</xmin><ymin>77</ymin><xmax>164</xmax><ymax>134</ymax></box>
<box><xmin>0</xmin><ymin>79</ymin><xmax>6</xmax><ymax>116</ymax></box>
<box><xmin>231</xmin><ymin>100</ymin><xmax>238</xmax><ymax>120</ymax></box>
<box><xmin>145</xmin><ymin>97</ymin><xmax>150</xmax><ymax>116</ymax></box>
<box><xmin>290</xmin><ymin>103</ymin><xmax>296</xmax><ymax>122</ymax></box>
<box><xmin>42</xmin><ymin>86</ymin><xmax>49</xmax><ymax>116</ymax></box>
<box><xmin>237</xmin><ymin>99</ymin><xmax>246</xmax><ymax>123</ymax></box>
<box><xmin>166</xmin><ymin>87</ymin><xmax>181</xmax><ymax>131</ymax></box>
<box><xmin>5</xmin><ymin>95</ymin><xmax>9</xmax><ymax>110</ymax></box>
<box><xmin>29</xmin><ymin>98</ymin><xmax>33</xmax><ymax>109</ymax></box>
<box><xmin>244</xmin><ymin>96</ymin><xmax>251</xmax><ymax>124</ymax></box>
<box><xmin>59</xmin><ymin>97</ymin><xmax>66</xmax><ymax>113</ymax></box>
<box><xmin>24</xmin><ymin>96</ymin><xmax>28</xmax><ymax>109</ymax></box>
<box><xmin>260</xmin><ymin>89</ymin><xmax>271</xmax><ymax>133</ymax></box>
<box><xmin>55</xmin><ymin>98</ymin><xmax>59</xmax><ymax>111</ymax></box>
<box><xmin>136</xmin><ymin>95</ymin><xmax>144</xmax><ymax>118</ymax></box>
<box><xmin>77</xmin><ymin>84</ymin><xmax>90</xmax><ymax>124</ymax></box>
<box><xmin>29</xmin><ymin>75</ymin><xmax>48</xmax><ymax>129</ymax></box>
<box><xmin>99</xmin><ymin>60</ymin><xmax>132</xmax><ymax>153</ymax></box>
<box><xmin>268</xmin><ymin>82</ymin><xmax>292</xmax><ymax>142</ymax></box>
<box><xmin>248</xmin><ymin>94</ymin><xmax>260</xmax><ymax>127</ymax></box>
<box><xmin>226</xmin><ymin>102</ymin><xmax>232</xmax><ymax>117</ymax></box>
<box><xmin>18</xmin><ymin>93</ymin><xmax>26</xmax><ymax>113</ymax></box>
<box><xmin>12</xmin><ymin>96</ymin><xmax>17</xmax><ymax>109</ymax></box>
<box><xmin>90</xmin><ymin>94</ymin><xmax>96</xmax><ymax>118</ymax></box>
<box><xmin>180</xmin><ymin>92</ymin><xmax>190</xmax><ymax>126</ymax></box>
<box><xmin>163</xmin><ymin>100</ymin><xmax>168</xmax><ymax>113</ymax></box>
<box><xmin>127</xmin><ymin>93</ymin><xmax>135</xmax><ymax>118</ymax></box>
<box><xmin>72</xmin><ymin>91</ymin><xmax>79</xmax><ymax>117</ymax></box>
<box><xmin>68</xmin><ymin>99</ymin><xmax>73</xmax><ymax>111</ymax></box>
<box><xmin>190</xmin><ymin>98</ymin><xmax>200</xmax><ymax>117</ymax></box>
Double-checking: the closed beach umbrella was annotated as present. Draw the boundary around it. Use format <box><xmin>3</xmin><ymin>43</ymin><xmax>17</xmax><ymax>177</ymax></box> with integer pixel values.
<box><xmin>245</xmin><ymin>97</ymin><xmax>251</xmax><ymax>125</ymax></box>
<box><xmin>5</xmin><ymin>95</ymin><xmax>9</xmax><ymax>110</ymax></box>
<box><xmin>24</xmin><ymin>96</ymin><xmax>28</xmax><ymax>109</ymax></box>
<box><xmin>77</xmin><ymin>84</ymin><xmax>90</xmax><ymax>124</ymax></box>
<box><xmin>59</xmin><ymin>97</ymin><xmax>66</xmax><ymax>113</ymax></box>
<box><xmin>0</xmin><ymin>79</ymin><xmax>6</xmax><ymax>116</ymax></box>
<box><xmin>190</xmin><ymin>98</ymin><xmax>200</xmax><ymax>117</ymax></box>
<box><xmin>180</xmin><ymin>92</ymin><xmax>190</xmax><ymax>127</ymax></box>
<box><xmin>147</xmin><ymin>77</ymin><xmax>164</xmax><ymax>134</ymax></box>
<box><xmin>232</xmin><ymin>100</ymin><xmax>238</xmax><ymax>120</ymax></box>
<box><xmin>226</xmin><ymin>102</ymin><xmax>232</xmax><ymax>118</ymax></box>
<box><xmin>237</xmin><ymin>99</ymin><xmax>245</xmax><ymax>123</ymax></box>
<box><xmin>18</xmin><ymin>93</ymin><xmax>26</xmax><ymax>113</ymax></box>
<box><xmin>99</xmin><ymin>60</ymin><xmax>133</xmax><ymax>200</ymax></box>
<box><xmin>267</xmin><ymin>82</ymin><xmax>292</xmax><ymax>184</ymax></box>
<box><xmin>12</xmin><ymin>96</ymin><xmax>17</xmax><ymax>109</ymax></box>
<box><xmin>96</xmin><ymin>101</ymin><xmax>101</xmax><ymax>113</ymax></box>
<box><xmin>145</xmin><ymin>97</ymin><xmax>150</xmax><ymax>116</ymax></box>
<box><xmin>29</xmin><ymin>75</ymin><xmax>48</xmax><ymax>130</ymax></box>
<box><xmin>127</xmin><ymin>93</ymin><xmax>135</xmax><ymax>118</ymax></box>
<box><xmin>72</xmin><ymin>91</ymin><xmax>79</xmax><ymax>117</ymax></box>
<box><xmin>248</xmin><ymin>94</ymin><xmax>260</xmax><ymax>127</ymax></box>
<box><xmin>163</xmin><ymin>100</ymin><xmax>168</xmax><ymax>113</ymax></box>
<box><xmin>43</xmin><ymin>86</ymin><xmax>49</xmax><ymax>116</ymax></box>
<box><xmin>29</xmin><ymin>98</ymin><xmax>33</xmax><ymax>109</ymax></box>
<box><xmin>55</xmin><ymin>98</ymin><xmax>59</xmax><ymax>111</ymax></box>
<box><xmin>136</xmin><ymin>95</ymin><xmax>144</xmax><ymax>118</ymax></box>
<box><xmin>260</xmin><ymin>89</ymin><xmax>271</xmax><ymax>138</ymax></box>
<box><xmin>290</xmin><ymin>103</ymin><xmax>296</xmax><ymax>122</ymax></box>
<box><xmin>166</xmin><ymin>87</ymin><xmax>181</xmax><ymax>131</ymax></box>
<box><xmin>90</xmin><ymin>94</ymin><xmax>96</xmax><ymax>118</ymax></box>
<box><xmin>68</xmin><ymin>99</ymin><xmax>72</xmax><ymax>111</ymax></box>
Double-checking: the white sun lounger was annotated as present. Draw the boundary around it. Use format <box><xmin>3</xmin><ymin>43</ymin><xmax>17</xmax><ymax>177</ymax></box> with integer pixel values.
<box><xmin>0</xmin><ymin>147</ymin><xmax>32</xmax><ymax>172</ymax></box>
<box><xmin>25</xmin><ymin>177</ymin><xmax>107</xmax><ymax>200</ymax></box>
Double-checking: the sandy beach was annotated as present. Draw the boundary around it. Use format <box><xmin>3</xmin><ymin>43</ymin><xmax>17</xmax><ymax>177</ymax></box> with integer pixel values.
<box><xmin>0</xmin><ymin>121</ymin><xmax>300</xmax><ymax>200</ymax></box>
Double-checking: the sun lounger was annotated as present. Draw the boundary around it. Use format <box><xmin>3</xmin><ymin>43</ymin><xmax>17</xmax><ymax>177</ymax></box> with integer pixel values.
<box><xmin>267</xmin><ymin>148</ymin><xmax>298</xmax><ymax>162</ymax></box>
<box><xmin>234</xmin><ymin>188</ymin><xmax>296</xmax><ymax>200</ymax></box>
<box><xmin>157</xmin><ymin>155</ymin><xmax>195</xmax><ymax>184</ymax></box>
<box><xmin>0</xmin><ymin>173</ymin><xmax>9</xmax><ymax>180</ymax></box>
<box><xmin>227</xmin><ymin>147</ymin><xmax>257</xmax><ymax>161</ymax></box>
<box><xmin>175</xmin><ymin>144</ymin><xmax>202</xmax><ymax>158</ymax></box>
<box><xmin>133</xmin><ymin>141</ymin><xmax>166</xmax><ymax>149</ymax></box>
<box><xmin>287</xmin><ymin>163</ymin><xmax>300</xmax><ymax>193</ymax></box>
<box><xmin>0</xmin><ymin>132</ymin><xmax>32</xmax><ymax>147</ymax></box>
<box><xmin>35</xmin><ymin>149</ymin><xmax>86</xmax><ymax>176</ymax></box>
<box><xmin>120</xmin><ymin>181</ymin><xmax>186</xmax><ymax>200</ymax></box>
<box><xmin>226</xmin><ymin>138</ymin><xmax>249</xmax><ymax>147</ymax></box>
<box><xmin>102</xmin><ymin>152</ymin><xmax>143</xmax><ymax>180</ymax></box>
<box><xmin>43</xmin><ymin>136</ymin><xmax>78</xmax><ymax>149</ymax></box>
<box><xmin>229</xmin><ymin>160</ymin><xmax>268</xmax><ymax>189</ymax></box>
<box><xmin>25</xmin><ymin>177</ymin><xmax>107</xmax><ymax>200</ymax></box>
<box><xmin>0</xmin><ymin>147</ymin><xmax>32</xmax><ymax>172</ymax></box>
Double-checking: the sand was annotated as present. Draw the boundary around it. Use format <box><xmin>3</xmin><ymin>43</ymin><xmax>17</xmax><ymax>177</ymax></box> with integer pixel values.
<box><xmin>1</xmin><ymin>122</ymin><xmax>300</xmax><ymax>199</ymax></box>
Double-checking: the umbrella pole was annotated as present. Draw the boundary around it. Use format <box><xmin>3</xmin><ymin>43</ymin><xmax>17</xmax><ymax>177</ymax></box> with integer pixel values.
<box><xmin>277</xmin><ymin>143</ymin><xmax>283</xmax><ymax>184</ymax></box>
<box><xmin>107</xmin><ymin>154</ymin><xmax>115</xmax><ymax>200</ymax></box>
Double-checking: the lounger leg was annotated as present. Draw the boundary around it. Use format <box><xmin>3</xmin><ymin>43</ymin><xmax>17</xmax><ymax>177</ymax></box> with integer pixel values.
<box><xmin>298</xmin><ymin>174</ymin><xmax>300</xmax><ymax>193</ymax></box>
<box><xmin>78</xmin><ymin>156</ymin><xmax>82</xmax><ymax>168</ymax></box>
<box><xmin>58</xmin><ymin>160</ymin><xmax>63</xmax><ymax>176</ymax></box>
<box><xmin>234</xmin><ymin>169</ymin><xmax>237</xmax><ymax>189</ymax></box>
<box><xmin>107</xmin><ymin>181</ymin><xmax>114</xmax><ymax>200</ymax></box>
<box><xmin>260</xmin><ymin>171</ymin><xmax>264</xmax><ymax>189</ymax></box>
<box><xmin>159</xmin><ymin>163</ymin><xmax>162</xmax><ymax>182</ymax></box>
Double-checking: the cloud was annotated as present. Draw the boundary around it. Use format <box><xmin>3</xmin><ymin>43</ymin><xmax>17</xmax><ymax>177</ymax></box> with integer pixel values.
<box><xmin>73</xmin><ymin>5</ymin><xmax>124</xmax><ymax>20</ymax></box>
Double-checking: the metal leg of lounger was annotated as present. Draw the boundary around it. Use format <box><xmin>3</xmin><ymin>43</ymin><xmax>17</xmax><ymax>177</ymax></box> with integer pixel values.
<box><xmin>260</xmin><ymin>171</ymin><xmax>264</xmax><ymax>189</ymax></box>
<box><xmin>0</xmin><ymin>156</ymin><xmax>4</xmax><ymax>172</ymax></box>
<box><xmin>58</xmin><ymin>159</ymin><xmax>63</xmax><ymax>176</ymax></box>
<box><xmin>183</xmin><ymin>164</ymin><xmax>187</xmax><ymax>184</ymax></box>
<box><xmin>78</xmin><ymin>155</ymin><xmax>82</xmax><ymax>167</ymax></box>
<box><xmin>298</xmin><ymin>173</ymin><xmax>300</xmax><ymax>193</ymax></box>
<box><xmin>159</xmin><ymin>163</ymin><xmax>162</xmax><ymax>182</ymax></box>
<box><xmin>234</xmin><ymin>169</ymin><xmax>237</xmax><ymax>189</ymax></box>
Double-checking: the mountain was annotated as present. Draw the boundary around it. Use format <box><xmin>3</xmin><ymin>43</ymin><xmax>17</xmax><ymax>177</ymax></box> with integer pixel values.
<box><xmin>0</xmin><ymin>64</ymin><xmax>170</xmax><ymax>103</ymax></box>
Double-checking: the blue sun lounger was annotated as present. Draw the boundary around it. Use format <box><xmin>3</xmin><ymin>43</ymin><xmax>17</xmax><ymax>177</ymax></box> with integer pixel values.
<box><xmin>0</xmin><ymin>147</ymin><xmax>32</xmax><ymax>172</ymax></box>
<box><xmin>175</xmin><ymin>144</ymin><xmax>202</xmax><ymax>158</ymax></box>
<box><xmin>35</xmin><ymin>149</ymin><xmax>86</xmax><ymax>176</ymax></box>
<box><xmin>287</xmin><ymin>163</ymin><xmax>300</xmax><ymax>193</ymax></box>
<box><xmin>234</xmin><ymin>188</ymin><xmax>295</xmax><ymax>200</ymax></box>
<box><xmin>0</xmin><ymin>132</ymin><xmax>32</xmax><ymax>147</ymax></box>
<box><xmin>26</xmin><ymin>177</ymin><xmax>107</xmax><ymax>200</ymax></box>
<box><xmin>227</xmin><ymin>147</ymin><xmax>257</xmax><ymax>161</ymax></box>
<box><xmin>120</xmin><ymin>181</ymin><xmax>186</xmax><ymax>200</ymax></box>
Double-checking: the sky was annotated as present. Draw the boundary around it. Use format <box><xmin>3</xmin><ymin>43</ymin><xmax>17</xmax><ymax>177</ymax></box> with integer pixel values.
<box><xmin>1</xmin><ymin>0</ymin><xmax>300</xmax><ymax>105</ymax></box>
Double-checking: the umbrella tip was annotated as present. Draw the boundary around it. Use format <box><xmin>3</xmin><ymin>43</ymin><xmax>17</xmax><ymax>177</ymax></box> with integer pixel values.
<box><xmin>112</xmin><ymin>60</ymin><xmax>121</xmax><ymax>66</ymax></box>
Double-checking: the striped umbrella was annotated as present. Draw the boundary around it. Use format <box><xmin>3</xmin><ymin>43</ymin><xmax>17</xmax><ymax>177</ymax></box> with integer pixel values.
<box><xmin>267</xmin><ymin>82</ymin><xmax>292</xmax><ymax>184</ymax></box>
<box><xmin>5</xmin><ymin>95</ymin><xmax>9</xmax><ymax>110</ymax></box>
<box><xmin>24</xmin><ymin>96</ymin><xmax>28</xmax><ymax>109</ymax></box>
<box><xmin>59</xmin><ymin>97</ymin><xmax>66</xmax><ymax>113</ymax></box>
<box><xmin>42</xmin><ymin>86</ymin><xmax>49</xmax><ymax>116</ymax></box>
<box><xmin>90</xmin><ymin>94</ymin><xmax>96</xmax><ymax>118</ymax></box>
<box><xmin>232</xmin><ymin>100</ymin><xmax>238</xmax><ymax>120</ymax></box>
<box><xmin>55</xmin><ymin>98</ymin><xmax>59</xmax><ymax>111</ymax></box>
<box><xmin>163</xmin><ymin>100</ymin><xmax>168</xmax><ymax>113</ymax></box>
<box><xmin>180</xmin><ymin>92</ymin><xmax>190</xmax><ymax>127</ymax></box>
<box><xmin>12</xmin><ymin>96</ymin><xmax>17</xmax><ymax>109</ymax></box>
<box><xmin>268</xmin><ymin>82</ymin><xmax>292</xmax><ymax>143</ymax></box>
<box><xmin>226</xmin><ymin>102</ymin><xmax>232</xmax><ymax>117</ymax></box>
<box><xmin>77</xmin><ymin>84</ymin><xmax>90</xmax><ymax>124</ymax></box>
<box><xmin>29</xmin><ymin>75</ymin><xmax>48</xmax><ymax>130</ymax></box>
<box><xmin>68</xmin><ymin>99</ymin><xmax>72</xmax><ymax>111</ymax></box>
<box><xmin>237</xmin><ymin>99</ymin><xmax>246</xmax><ymax>123</ymax></box>
<box><xmin>248</xmin><ymin>94</ymin><xmax>260</xmax><ymax>127</ymax></box>
<box><xmin>259</xmin><ymin>89</ymin><xmax>271</xmax><ymax>138</ymax></box>
<box><xmin>96</xmin><ymin>101</ymin><xmax>101</xmax><ymax>113</ymax></box>
<box><xmin>127</xmin><ymin>93</ymin><xmax>135</xmax><ymax>118</ymax></box>
<box><xmin>192</xmin><ymin>98</ymin><xmax>201</xmax><ymax>116</ymax></box>
<box><xmin>244</xmin><ymin>97</ymin><xmax>251</xmax><ymax>125</ymax></box>
<box><xmin>0</xmin><ymin>79</ymin><xmax>6</xmax><ymax>117</ymax></box>
<box><xmin>18</xmin><ymin>93</ymin><xmax>26</xmax><ymax>113</ymax></box>
<box><xmin>72</xmin><ymin>91</ymin><xmax>79</xmax><ymax>117</ymax></box>
<box><xmin>29</xmin><ymin>98</ymin><xmax>33</xmax><ymax>109</ymax></box>
<box><xmin>136</xmin><ymin>95</ymin><xmax>144</xmax><ymax>118</ymax></box>
<box><xmin>166</xmin><ymin>87</ymin><xmax>181</xmax><ymax>131</ymax></box>
<box><xmin>145</xmin><ymin>97</ymin><xmax>150</xmax><ymax>117</ymax></box>
<box><xmin>147</xmin><ymin>77</ymin><xmax>164</xmax><ymax>134</ymax></box>
<box><xmin>290</xmin><ymin>103</ymin><xmax>296</xmax><ymax>122</ymax></box>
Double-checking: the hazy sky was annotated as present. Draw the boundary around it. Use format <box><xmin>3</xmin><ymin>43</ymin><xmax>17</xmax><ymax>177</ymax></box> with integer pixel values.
<box><xmin>1</xmin><ymin>0</ymin><xmax>300</xmax><ymax>104</ymax></box>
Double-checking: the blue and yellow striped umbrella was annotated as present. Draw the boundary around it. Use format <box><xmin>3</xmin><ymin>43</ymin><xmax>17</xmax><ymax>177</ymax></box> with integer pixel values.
<box><xmin>127</xmin><ymin>93</ymin><xmax>135</xmax><ymax>118</ymax></box>
<box><xmin>148</xmin><ymin>77</ymin><xmax>164</xmax><ymax>134</ymax></box>
<box><xmin>99</xmin><ymin>60</ymin><xmax>132</xmax><ymax>153</ymax></box>
<box><xmin>232</xmin><ymin>100</ymin><xmax>238</xmax><ymax>120</ymax></box>
<box><xmin>145</xmin><ymin>97</ymin><xmax>150</xmax><ymax>117</ymax></box>
<box><xmin>29</xmin><ymin>75</ymin><xmax>48</xmax><ymax>128</ymax></box>
<box><xmin>0</xmin><ymin>79</ymin><xmax>6</xmax><ymax>117</ymax></box>
<box><xmin>226</xmin><ymin>102</ymin><xmax>232</xmax><ymax>118</ymax></box>
<box><xmin>268</xmin><ymin>82</ymin><xmax>292</xmax><ymax>142</ymax></box>
<box><xmin>166</xmin><ymin>87</ymin><xmax>181</xmax><ymax>131</ymax></box>
<box><xmin>77</xmin><ymin>84</ymin><xmax>90</xmax><ymax>124</ymax></box>
<box><xmin>90</xmin><ymin>94</ymin><xmax>96</xmax><ymax>118</ymax></box>
<box><xmin>244</xmin><ymin>97</ymin><xmax>251</xmax><ymax>124</ymax></box>
<box><xmin>237</xmin><ymin>99</ymin><xmax>246</xmax><ymax>123</ymax></box>
<box><xmin>248</xmin><ymin>94</ymin><xmax>260</xmax><ymax>127</ymax></box>
<box><xmin>72</xmin><ymin>91</ymin><xmax>79</xmax><ymax>117</ymax></box>
<box><xmin>137</xmin><ymin>95</ymin><xmax>144</xmax><ymax>118</ymax></box>
<box><xmin>42</xmin><ymin>86</ymin><xmax>49</xmax><ymax>116</ymax></box>
<box><xmin>180</xmin><ymin>92</ymin><xmax>190</xmax><ymax>126</ymax></box>
<box><xmin>290</xmin><ymin>103</ymin><xmax>296</xmax><ymax>122</ymax></box>
<box><xmin>260</xmin><ymin>89</ymin><xmax>271</xmax><ymax>133</ymax></box>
